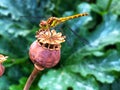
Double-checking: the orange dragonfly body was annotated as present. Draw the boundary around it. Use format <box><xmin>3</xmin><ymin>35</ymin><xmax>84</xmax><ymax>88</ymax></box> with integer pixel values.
<box><xmin>36</xmin><ymin>12</ymin><xmax>89</xmax><ymax>46</ymax></box>
<box><xmin>39</xmin><ymin>13</ymin><xmax>88</xmax><ymax>30</ymax></box>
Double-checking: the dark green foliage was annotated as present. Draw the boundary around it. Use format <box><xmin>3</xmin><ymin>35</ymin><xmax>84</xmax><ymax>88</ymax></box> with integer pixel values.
<box><xmin>0</xmin><ymin>0</ymin><xmax>120</xmax><ymax>90</ymax></box>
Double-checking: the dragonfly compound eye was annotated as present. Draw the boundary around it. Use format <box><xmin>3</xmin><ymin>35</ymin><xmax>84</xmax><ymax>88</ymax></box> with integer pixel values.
<box><xmin>39</xmin><ymin>20</ymin><xmax>47</xmax><ymax>27</ymax></box>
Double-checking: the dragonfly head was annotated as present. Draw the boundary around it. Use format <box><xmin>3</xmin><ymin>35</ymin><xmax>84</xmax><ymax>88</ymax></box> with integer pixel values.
<box><xmin>47</xmin><ymin>17</ymin><xmax>61</xmax><ymax>28</ymax></box>
<box><xmin>39</xmin><ymin>20</ymin><xmax>49</xmax><ymax>29</ymax></box>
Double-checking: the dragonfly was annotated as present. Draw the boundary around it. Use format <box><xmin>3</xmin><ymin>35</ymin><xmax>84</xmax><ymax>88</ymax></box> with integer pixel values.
<box><xmin>39</xmin><ymin>13</ymin><xmax>88</xmax><ymax>31</ymax></box>
<box><xmin>37</xmin><ymin>12</ymin><xmax>89</xmax><ymax>46</ymax></box>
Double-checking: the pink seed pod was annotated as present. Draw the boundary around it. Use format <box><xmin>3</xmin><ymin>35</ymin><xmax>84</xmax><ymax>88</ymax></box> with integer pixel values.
<box><xmin>0</xmin><ymin>54</ymin><xmax>7</xmax><ymax>77</ymax></box>
<box><xmin>29</xmin><ymin>40</ymin><xmax>60</xmax><ymax>70</ymax></box>
<box><xmin>29</xmin><ymin>30</ymin><xmax>65</xmax><ymax>70</ymax></box>
<box><xmin>0</xmin><ymin>64</ymin><xmax>5</xmax><ymax>77</ymax></box>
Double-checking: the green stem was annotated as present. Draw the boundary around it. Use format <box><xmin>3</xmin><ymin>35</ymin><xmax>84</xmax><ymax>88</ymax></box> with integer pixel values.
<box><xmin>23</xmin><ymin>67</ymin><xmax>40</xmax><ymax>90</ymax></box>
<box><xmin>106</xmin><ymin>0</ymin><xmax>113</xmax><ymax>11</ymax></box>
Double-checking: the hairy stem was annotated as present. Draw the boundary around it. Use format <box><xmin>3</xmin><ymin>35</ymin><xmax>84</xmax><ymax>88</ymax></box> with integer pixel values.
<box><xmin>23</xmin><ymin>67</ymin><xmax>40</xmax><ymax>90</ymax></box>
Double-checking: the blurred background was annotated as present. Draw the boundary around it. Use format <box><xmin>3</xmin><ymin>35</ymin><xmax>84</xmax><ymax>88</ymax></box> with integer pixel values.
<box><xmin>0</xmin><ymin>0</ymin><xmax>120</xmax><ymax>90</ymax></box>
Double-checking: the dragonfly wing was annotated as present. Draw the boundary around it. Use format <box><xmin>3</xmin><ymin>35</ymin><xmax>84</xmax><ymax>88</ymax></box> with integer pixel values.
<box><xmin>65</xmin><ymin>23</ymin><xmax>89</xmax><ymax>45</ymax></box>
<box><xmin>55</xmin><ymin>23</ymin><xmax>89</xmax><ymax>48</ymax></box>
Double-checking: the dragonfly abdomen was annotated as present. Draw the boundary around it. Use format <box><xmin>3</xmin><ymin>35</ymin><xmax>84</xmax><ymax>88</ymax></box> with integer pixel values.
<box><xmin>59</xmin><ymin>13</ymin><xmax>88</xmax><ymax>22</ymax></box>
<box><xmin>44</xmin><ymin>13</ymin><xmax>88</xmax><ymax>29</ymax></box>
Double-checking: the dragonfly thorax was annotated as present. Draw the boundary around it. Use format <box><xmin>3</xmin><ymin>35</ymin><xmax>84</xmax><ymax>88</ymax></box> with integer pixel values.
<box><xmin>39</xmin><ymin>17</ymin><xmax>61</xmax><ymax>30</ymax></box>
<box><xmin>47</xmin><ymin>17</ymin><xmax>61</xmax><ymax>28</ymax></box>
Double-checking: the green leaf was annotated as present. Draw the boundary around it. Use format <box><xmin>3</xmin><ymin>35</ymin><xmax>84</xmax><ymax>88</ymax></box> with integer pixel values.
<box><xmin>96</xmin><ymin>0</ymin><xmax>109</xmax><ymax>11</ymax></box>
<box><xmin>0</xmin><ymin>76</ymin><xmax>10</xmax><ymax>90</ymax></box>
<box><xmin>9</xmin><ymin>77</ymin><xmax>40</xmax><ymax>90</ymax></box>
<box><xmin>110</xmin><ymin>0</ymin><xmax>120</xmax><ymax>15</ymax></box>
<box><xmin>0</xmin><ymin>0</ymin><xmax>48</xmax><ymax>20</ymax></box>
<box><xmin>91</xmin><ymin>4</ymin><xmax>102</xmax><ymax>14</ymax></box>
<box><xmin>7</xmin><ymin>66</ymin><xmax>23</xmax><ymax>82</ymax></box>
<box><xmin>111</xmin><ymin>79</ymin><xmax>120</xmax><ymax>90</ymax></box>
<box><xmin>90</xmin><ymin>14</ymin><xmax>120</xmax><ymax>48</ymax></box>
<box><xmin>91</xmin><ymin>0</ymin><xmax>109</xmax><ymax>15</ymax></box>
<box><xmin>63</xmin><ymin>14</ymin><xmax>120</xmax><ymax>83</ymax></box>
<box><xmin>0</xmin><ymin>0</ymin><xmax>51</xmax><ymax>57</ymax></box>
<box><xmin>9</xmin><ymin>77</ymin><xmax>27</xmax><ymax>90</ymax></box>
<box><xmin>0</xmin><ymin>1</ymin><xmax>120</xmax><ymax>90</ymax></box>
<box><xmin>91</xmin><ymin>0</ymin><xmax>120</xmax><ymax>15</ymax></box>
<box><xmin>38</xmin><ymin>69</ymin><xmax>99</xmax><ymax>90</ymax></box>
<box><xmin>100</xmin><ymin>79</ymin><xmax>120</xmax><ymax>90</ymax></box>
<box><xmin>65</xmin><ymin>50</ymin><xmax>120</xmax><ymax>83</ymax></box>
